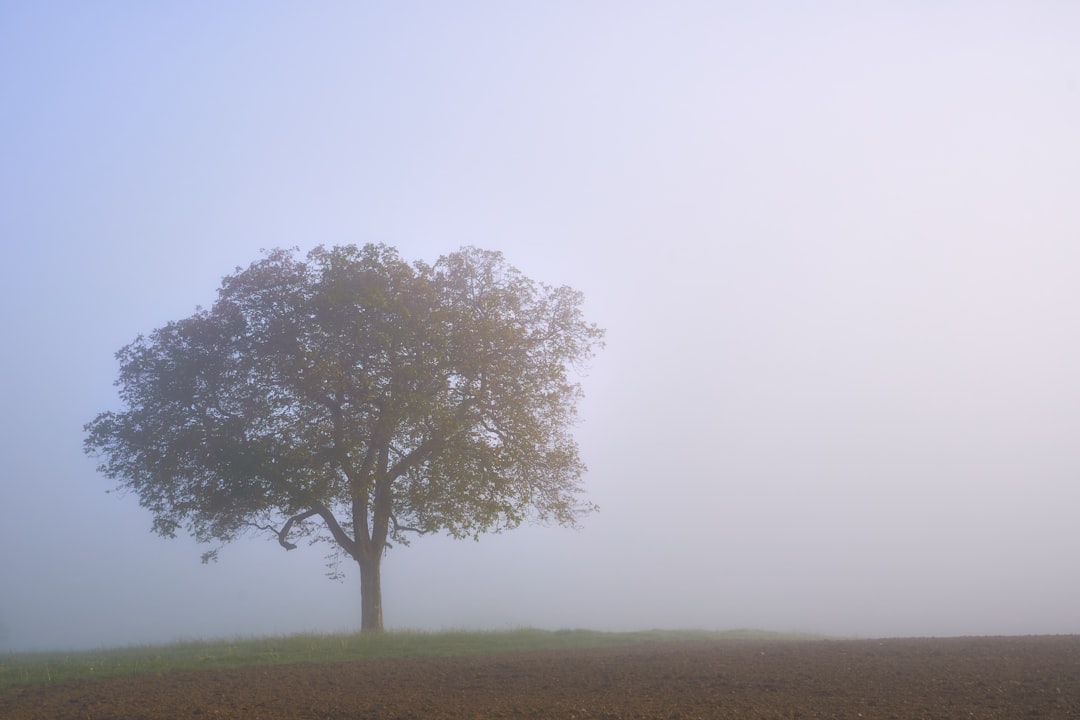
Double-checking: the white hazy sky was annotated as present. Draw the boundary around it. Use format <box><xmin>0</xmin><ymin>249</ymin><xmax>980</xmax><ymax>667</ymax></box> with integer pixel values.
<box><xmin>3</xmin><ymin>2</ymin><xmax>1080</xmax><ymax>651</ymax></box>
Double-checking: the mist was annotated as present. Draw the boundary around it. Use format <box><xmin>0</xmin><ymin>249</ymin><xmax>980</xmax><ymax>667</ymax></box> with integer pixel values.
<box><xmin>2</xmin><ymin>2</ymin><xmax>1079</xmax><ymax>651</ymax></box>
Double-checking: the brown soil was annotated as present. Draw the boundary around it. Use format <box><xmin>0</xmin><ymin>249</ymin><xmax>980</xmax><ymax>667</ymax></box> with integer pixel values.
<box><xmin>3</xmin><ymin>636</ymin><xmax>1078</xmax><ymax>719</ymax></box>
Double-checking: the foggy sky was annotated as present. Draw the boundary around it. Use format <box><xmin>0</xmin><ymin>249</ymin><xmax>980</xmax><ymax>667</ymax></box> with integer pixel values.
<box><xmin>2</xmin><ymin>2</ymin><xmax>1079</xmax><ymax>651</ymax></box>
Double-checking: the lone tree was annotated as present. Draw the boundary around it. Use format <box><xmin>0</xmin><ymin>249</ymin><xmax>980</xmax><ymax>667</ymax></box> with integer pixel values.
<box><xmin>85</xmin><ymin>244</ymin><xmax>603</xmax><ymax>632</ymax></box>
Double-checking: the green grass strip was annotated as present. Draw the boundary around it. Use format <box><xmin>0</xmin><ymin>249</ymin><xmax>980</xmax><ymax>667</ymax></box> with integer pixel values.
<box><xmin>0</xmin><ymin>628</ymin><xmax>820</xmax><ymax>691</ymax></box>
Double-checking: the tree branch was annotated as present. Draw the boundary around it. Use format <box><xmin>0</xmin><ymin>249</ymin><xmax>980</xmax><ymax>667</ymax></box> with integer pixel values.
<box><xmin>251</xmin><ymin>510</ymin><xmax>320</xmax><ymax>551</ymax></box>
<box><xmin>252</xmin><ymin>503</ymin><xmax>357</xmax><ymax>559</ymax></box>
<box><xmin>384</xmin><ymin>400</ymin><xmax>480</xmax><ymax>482</ymax></box>
<box><xmin>310</xmin><ymin>501</ymin><xmax>359</xmax><ymax>560</ymax></box>
<box><xmin>390</xmin><ymin>512</ymin><xmax>424</xmax><ymax>536</ymax></box>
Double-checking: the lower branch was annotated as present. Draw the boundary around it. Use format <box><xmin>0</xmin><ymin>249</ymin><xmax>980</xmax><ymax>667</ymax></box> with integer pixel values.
<box><xmin>252</xmin><ymin>509</ymin><xmax>321</xmax><ymax>551</ymax></box>
<box><xmin>251</xmin><ymin>504</ymin><xmax>359</xmax><ymax>559</ymax></box>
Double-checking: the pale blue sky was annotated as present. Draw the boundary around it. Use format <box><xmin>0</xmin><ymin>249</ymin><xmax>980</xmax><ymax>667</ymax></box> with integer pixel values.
<box><xmin>3</xmin><ymin>2</ymin><xmax>1080</xmax><ymax>650</ymax></box>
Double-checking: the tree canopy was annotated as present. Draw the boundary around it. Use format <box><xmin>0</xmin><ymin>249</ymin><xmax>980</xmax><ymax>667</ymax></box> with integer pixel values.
<box><xmin>84</xmin><ymin>244</ymin><xmax>604</xmax><ymax>631</ymax></box>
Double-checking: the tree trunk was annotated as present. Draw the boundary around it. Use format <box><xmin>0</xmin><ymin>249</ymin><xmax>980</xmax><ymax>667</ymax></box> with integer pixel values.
<box><xmin>358</xmin><ymin>551</ymin><xmax>384</xmax><ymax>632</ymax></box>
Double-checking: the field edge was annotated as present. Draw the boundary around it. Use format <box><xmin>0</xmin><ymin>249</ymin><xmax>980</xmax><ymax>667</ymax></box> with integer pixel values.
<box><xmin>0</xmin><ymin>627</ymin><xmax>821</xmax><ymax>691</ymax></box>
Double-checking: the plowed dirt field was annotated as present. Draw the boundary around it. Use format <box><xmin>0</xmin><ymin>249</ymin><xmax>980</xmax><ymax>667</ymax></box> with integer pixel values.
<box><xmin>3</xmin><ymin>635</ymin><xmax>1077</xmax><ymax>719</ymax></box>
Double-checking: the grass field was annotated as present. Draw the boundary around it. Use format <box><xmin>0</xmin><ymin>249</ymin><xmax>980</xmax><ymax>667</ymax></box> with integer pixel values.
<box><xmin>0</xmin><ymin>628</ymin><xmax>818</xmax><ymax>691</ymax></box>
